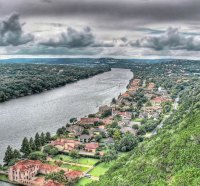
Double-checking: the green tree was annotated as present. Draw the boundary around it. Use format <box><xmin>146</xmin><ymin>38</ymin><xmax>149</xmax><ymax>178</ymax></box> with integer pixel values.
<box><xmin>70</xmin><ymin>118</ymin><xmax>77</xmax><ymax>124</ymax></box>
<box><xmin>29</xmin><ymin>151</ymin><xmax>47</xmax><ymax>161</ymax></box>
<box><xmin>43</xmin><ymin>145</ymin><xmax>59</xmax><ymax>156</ymax></box>
<box><xmin>45</xmin><ymin>132</ymin><xmax>51</xmax><ymax>142</ymax></box>
<box><xmin>13</xmin><ymin>149</ymin><xmax>21</xmax><ymax>159</ymax></box>
<box><xmin>112</xmin><ymin>129</ymin><xmax>121</xmax><ymax>141</ymax></box>
<box><xmin>41</xmin><ymin>132</ymin><xmax>46</xmax><ymax>146</ymax></box>
<box><xmin>34</xmin><ymin>133</ymin><xmax>41</xmax><ymax>151</ymax></box>
<box><xmin>115</xmin><ymin>133</ymin><xmax>138</xmax><ymax>152</ymax></box>
<box><xmin>20</xmin><ymin>137</ymin><xmax>32</xmax><ymax>156</ymax></box>
<box><xmin>101</xmin><ymin>150</ymin><xmax>118</xmax><ymax>163</ymax></box>
<box><xmin>29</xmin><ymin>137</ymin><xmax>36</xmax><ymax>151</ymax></box>
<box><xmin>3</xmin><ymin>146</ymin><xmax>13</xmax><ymax>164</ymax></box>
<box><xmin>69</xmin><ymin>150</ymin><xmax>79</xmax><ymax>160</ymax></box>
<box><xmin>45</xmin><ymin>170</ymin><xmax>67</xmax><ymax>184</ymax></box>
<box><xmin>95</xmin><ymin>134</ymin><xmax>102</xmax><ymax>142</ymax></box>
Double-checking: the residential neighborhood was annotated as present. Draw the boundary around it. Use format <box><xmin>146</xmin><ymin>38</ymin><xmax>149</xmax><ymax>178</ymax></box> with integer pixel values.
<box><xmin>1</xmin><ymin>76</ymin><xmax>176</xmax><ymax>186</ymax></box>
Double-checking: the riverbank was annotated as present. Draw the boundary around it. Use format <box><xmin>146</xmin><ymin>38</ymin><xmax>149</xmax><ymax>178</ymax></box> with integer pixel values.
<box><xmin>0</xmin><ymin>68</ymin><xmax>132</xmax><ymax>164</ymax></box>
<box><xmin>1</xmin><ymin>70</ymin><xmax>176</xmax><ymax>186</ymax></box>
<box><xmin>0</xmin><ymin>63</ymin><xmax>111</xmax><ymax>103</ymax></box>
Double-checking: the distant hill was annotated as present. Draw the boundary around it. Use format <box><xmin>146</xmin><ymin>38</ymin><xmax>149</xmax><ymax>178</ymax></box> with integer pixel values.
<box><xmin>0</xmin><ymin>57</ymin><xmax>191</xmax><ymax>66</ymax></box>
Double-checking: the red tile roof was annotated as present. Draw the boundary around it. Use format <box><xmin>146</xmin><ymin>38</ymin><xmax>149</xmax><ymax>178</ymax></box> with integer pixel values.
<box><xmin>12</xmin><ymin>160</ymin><xmax>41</xmax><ymax>172</ymax></box>
<box><xmin>44</xmin><ymin>180</ymin><xmax>64</xmax><ymax>186</ymax></box>
<box><xmin>65</xmin><ymin>170</ymin><xmax>82</xmax><ymax>179</ymax></box>
<box><xmin>85</xmin><ymin>143</ymin><xmax>99</xmax><ymax>149</ymax></box>
<box><xmin>152</xmin><ymin>97</ymin><xmax>172</xmax><ymax>103</ymax></box>
<box><xmin>79</xmin><ymin>118</ymin><xmax>100</xmax><ymax>125</ymax></box>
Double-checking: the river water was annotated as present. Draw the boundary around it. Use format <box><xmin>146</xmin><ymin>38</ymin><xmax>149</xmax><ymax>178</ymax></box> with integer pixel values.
<box><xmin>0</xmin><ymin>68</ymin><xmax>132</xmax><ymax>165</ymax></box>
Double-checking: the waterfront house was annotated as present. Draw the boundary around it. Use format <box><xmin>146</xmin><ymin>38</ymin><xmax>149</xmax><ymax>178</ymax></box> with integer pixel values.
<box><xmin>98</xmin><ymin>105</ymin><xmax>111</xmax><ymax>114</ymax></box>
<box><xmin>79</xmin><ymin>118</ymin><xmax>100</xmax><ymax>126</ymax></box>
<box><xmin>8</xmin><ymin>160</ymin><xmax>60</xmax><ymax>186</ymax></box>
<box><xmin>66</xmin><ymin>125</ymin><xmax>84</xmax><ymax>137</ymax></box>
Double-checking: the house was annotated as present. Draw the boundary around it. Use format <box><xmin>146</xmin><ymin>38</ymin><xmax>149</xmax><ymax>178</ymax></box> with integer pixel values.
<box><xmin>151</xmin><ymin>97</ymin><xmax>172</xmax><ymax>106</ymax></box>
<box><xmin>66</xmin><ymin>125</ymin><xmax>84</xmax><ymax>137</ymax></box>
<box><xmin>79</xmin><ymin>118</ymin><xmax>100</xmax><ymax>126</ymax></box>
<box><xmin>64</xmin><ymin>140</ymin><xmax>80</xmax><ymax>151</ymax></box>
<box><xmin>139</xmin><ymin>106</ymin><xmax>162</xmax><ymax>119</ymax></box>
<box><xmin>44</xmin><ymin>180</ymin><xmax>64</xmax><ymax>186</ymax></box>
<box><xmin>147</xmin><ymin>82</ymin><xmax>156</xmax><ymax>91</ymax></box>
<box><xmin>120</xmin><ymin>127</ymin><xmax>137</xmax><ymax>136</ymax></box>
<box><xmin>8</xmin><ymin>160</ymin><xmax>60</xmax><ymax>186</ymax></box>
<box><xmin>121</xmin><ymin>92</ymin><xmax>130</xmax><ymax>97</ymax></box>
<box><xmin>102</xmin><ymin>117</ymin><xmax>113</xmax><ymax>125</ymax></box>
<box><xmin>65</xmin><ymin>170</ymin><xmax>83</xmax><ymax>181</ymax></box>
<box><xmin>32</xmin><ymin>177</ymin><xmax>45</xmax><ymax>186</ymax></box>
<box><xmin>51</xmin><ymin>139</ymin><xmax>80</xmax><ymax>151</ymax></box>
<box><xmin>104</xmin><ymin>137</ymin><xmax>114</xmax><ymax>145</ymax></box>
<box><xmin>84</xmin><ymin>143</ymin><xmax>99</xmax><ymax>153</ymax></box>
<box><xmin>118</xmin><ymin>111</ymin><xmax>132</xmax><ymax>120</ymax></box>
<box><xmin>79</xmin><ymin>134</ymin><xmax>92</xmax><ymax>143</ymax></box>
<box><xmin>99</xmin><ymin>105</ymin><xmax>111</xmax><ymax>114</ymax></box>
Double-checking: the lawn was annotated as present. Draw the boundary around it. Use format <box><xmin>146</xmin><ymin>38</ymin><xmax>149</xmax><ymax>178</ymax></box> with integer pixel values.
<box><xmin>0</xmin><ymin>174</ymin><xmax>9</xmax><ymax>182</ymax></box>
<box><xmin>54</xmin><ymin>155</ymin><xmax>99</xmax><ymax>166</ymax></box>
<box><xmin>61</xmin><ymin>164</ymin><xmax>89</xmax><ymax>172</ymax></box>
<box><xmin>89</xmin><ymin>162</ymin><xmax>114</xmax><ymax>177</ymax></box>
<box><xmin>132</xmin><ymin>118</ymin><xmax>143</xmax><ymax>122</ymax></box>
<box><xmin>75</xmin><ymin>177</ymin><xmax>93</xmax><ymax>186</ymax></box>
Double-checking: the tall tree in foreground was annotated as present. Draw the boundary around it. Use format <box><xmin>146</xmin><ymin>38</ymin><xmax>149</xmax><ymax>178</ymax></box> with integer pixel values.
<box><xmin>34</xmin><ymin>132</ymin><xmax>41</xmax><ymax>150</ymax></box>
<box><xmin>29</xmin><ymin>137</ymin><xmax>36</xmax><ymax>151</ymax></box>
<box><xmin>3</xmin><ymin>146</ymin><xmax>13</xmax><ymax>164</ymax></box>
<box><xmin>45</xmin><ymin>132</ymin><xmax>51</xmax><ymax>143</ymax></box>
<box><xmin>41</xmin><ymin>132</ymin><xmax>46</xmax><ymax>146</ymax></box>
<box><xmin>20</xmin><ymin>137</ymin><xmax>32</xmax><ymax>156</ymax></box>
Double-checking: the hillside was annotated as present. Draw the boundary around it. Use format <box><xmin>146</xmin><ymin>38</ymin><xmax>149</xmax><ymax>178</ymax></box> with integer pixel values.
<box><xmin>90</xmin><ymin>83</ymin><xmax>200</xmax><ymax>186</ymax></box>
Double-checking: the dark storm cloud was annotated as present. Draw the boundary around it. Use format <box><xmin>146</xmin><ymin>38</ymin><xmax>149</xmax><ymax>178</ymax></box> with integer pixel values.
<box><xmin>9</xmin><ymin>0</ymin><xmax>200</xmax><ymax>25</ymax></box>
<box><xmin>40</xmin><ymin>26</ymin><xmax>114</xmax><ymax>48</ymax></box>
<box><xmin>0</xmin><ymin>13</ymin><xmax>34</xmax><ymax>46</ymax></box>
<box><xmin>132</xmin><ymin>27</ymin><xmax>200</xmax><ymax>51</ymax></box>
<box><xmin>40</xmin><ymin>26</ymin><xmax>95</xmax><ymax>48</ymax></box>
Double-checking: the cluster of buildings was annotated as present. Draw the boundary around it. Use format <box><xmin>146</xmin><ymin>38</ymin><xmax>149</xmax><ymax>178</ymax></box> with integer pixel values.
<box><xmin>8</xmin><ymin>160</ymin><xmax>82</xmax><ymax>186</ymax></box>
<box><xmin>7</xmin><ymin>78</ymin><xmax>173</xmax><ymax>186</ymax></box>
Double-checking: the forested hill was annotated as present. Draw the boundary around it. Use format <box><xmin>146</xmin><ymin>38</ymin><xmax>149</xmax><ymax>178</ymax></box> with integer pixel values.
<box><xmin>0</xmin><ymin>64</ymin><xmax>110</xmax><ymax>102</ymax></box>
<box><xmin>90</xmin><ymin>81</ymin><xmax>200</xmax><ymax>185</ymax></box>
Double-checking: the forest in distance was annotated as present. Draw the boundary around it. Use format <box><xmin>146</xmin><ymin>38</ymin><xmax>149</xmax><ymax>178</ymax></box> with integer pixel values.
<box><xmin>0</xmin><ymin>63</ymin><xmax>111</xmax><ymax>102</ymax></box>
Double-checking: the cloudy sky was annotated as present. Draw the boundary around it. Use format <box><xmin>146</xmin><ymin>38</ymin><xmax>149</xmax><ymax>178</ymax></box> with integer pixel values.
<box><xmin>1</xmin><ymin>0</ymin><xmax>200</xmax><ymax>59</ymax></box>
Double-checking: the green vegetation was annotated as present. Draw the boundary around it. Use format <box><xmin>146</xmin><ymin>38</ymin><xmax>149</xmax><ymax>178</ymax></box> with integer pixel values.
<box><xmin>0</xmin><ymin>174</ymin><xmax>9</xmax><ymax>182</ymax></box>
<box><xmin>0</xmin><ymin>63</ymin><xmax>110</xmax><ymax>102</ymax></box>
<box><xmin>54</xmin><ymin>155</ymin><xmax>99</xmax><ymax>166</ymax></box>
<box><xmin>61</xmin><ymin>164</ymin><xmax>89</xmax><ymax>172</ymax></box>
<box><xmin>89</xmin><ymin>80</ymin><xmax>200</xmax><ymax>186</ymax></box>
<box><xmin>45</xmin><ymin>170</ymin><xmax>67</xmax><ymax>184</ymax></box>
<box><xmin>76</xmin><ymin>177</ymin><xmax>93</xmax><ymax>186</ymax></box>
<box><xmin>89</xmin><ymin>162</ymin><xmax>115</xmax><ymax>177</ymax></box>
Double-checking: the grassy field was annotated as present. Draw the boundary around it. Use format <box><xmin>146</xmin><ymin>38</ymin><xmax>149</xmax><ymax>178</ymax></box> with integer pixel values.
<box><xmin>61</xmin><ymin>164</ymin><xmax>89</xmax><ymax>172</ymax></box>
<box><xmin>132</xmin><ymin>118</ymin><xmax>143</xmax><ymax>122</ymax></box>
<box><xmin>0</xmin><ymin>174</ymin><xmax>9</xmax><ymax>182</ymax></box>
<box><xmin>54</xmin><ymin>155</ymin><xmax>99</xmax><ymax>166</ymax></box>
<box><xmin>88</xmin><ymin>162</ymin><xmax>114</xmax><ymax>177</ymax></box>
<box><xmin>75</xmin><ymin>177</ymin><xmax>93</xmax><ymax>186</ymax></box>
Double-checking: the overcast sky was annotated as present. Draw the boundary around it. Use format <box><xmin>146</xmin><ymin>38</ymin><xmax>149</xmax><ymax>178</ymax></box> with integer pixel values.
<box><xmin>1</xmin><ymin>0</ymin><xmax>200</xmax><ymax>59</ymax></box>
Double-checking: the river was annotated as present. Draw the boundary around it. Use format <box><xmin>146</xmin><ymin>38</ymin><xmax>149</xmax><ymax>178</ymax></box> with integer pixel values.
<box><xmin>0</xmin><ymin>68</ymin><xmax>132</xmax><ymax>165</ymax></box>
